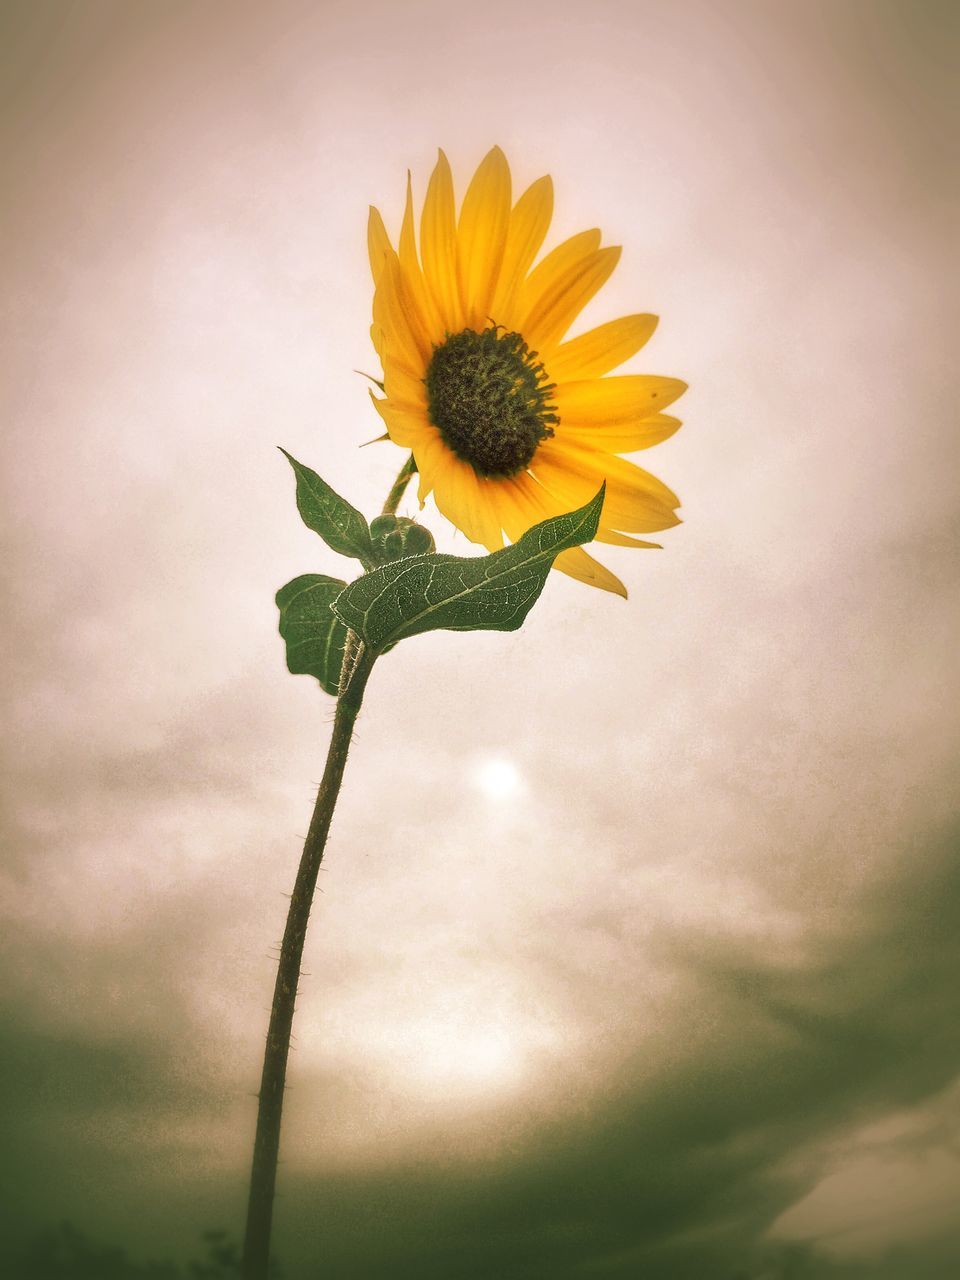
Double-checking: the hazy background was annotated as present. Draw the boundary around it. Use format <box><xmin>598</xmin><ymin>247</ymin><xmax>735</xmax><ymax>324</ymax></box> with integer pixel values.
<box><xmin>2</xmin><ymin>0</ymin><xmax>958</xmax><ymax>1275</ymax></box>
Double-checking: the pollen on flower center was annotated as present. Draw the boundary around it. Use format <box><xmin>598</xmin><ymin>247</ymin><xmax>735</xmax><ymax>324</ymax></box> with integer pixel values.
<box><xmin>423</xmin><ymin>325</ymin><xmax>559</xmax><ymax>478</ymax></box>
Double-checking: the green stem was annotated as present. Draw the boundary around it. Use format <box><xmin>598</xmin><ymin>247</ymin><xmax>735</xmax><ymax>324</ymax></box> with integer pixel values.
<box><xmin>381</xmin><ymin>453</ymin><xmax>416</xmax><ymax>516</ymax></box>
<box><xmin>241</xmin><ymin>453</ymin><xmax>415</xmax><ymax>1279</ymax></box>
<box><xmin>241</xmin><ymin>643</ymin><xmax>374</xmax><ymax>1279</ymax></box>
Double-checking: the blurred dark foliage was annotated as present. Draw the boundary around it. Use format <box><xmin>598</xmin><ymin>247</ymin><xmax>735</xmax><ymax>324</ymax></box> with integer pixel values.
<box><xmin>1</xmin><ymin>1223</ymin><xmax>284</xmax><ymax>1280</ymax></box>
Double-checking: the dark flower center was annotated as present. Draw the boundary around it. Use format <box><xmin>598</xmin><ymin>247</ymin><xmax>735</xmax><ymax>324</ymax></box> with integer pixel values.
<box><xmin>423</xmin><ymin>325</ymin><xmax>558</xmax><ymax>478</ymax></box>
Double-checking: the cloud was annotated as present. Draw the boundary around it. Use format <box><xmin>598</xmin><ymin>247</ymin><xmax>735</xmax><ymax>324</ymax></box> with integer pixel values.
<box><xmin>2</xmin><ymin>0</ymin><xmax>958</xmax><ymax>1274</ymax></box>
<box><xmin>7</xmin><ymin>812</ymin><xmax>952</xmax><ymax>1276</ymax></box>
<box><xmin>768</xmin><ymin>1076</ymin><xmax>960</xmax><ymax>1262</ymax></box>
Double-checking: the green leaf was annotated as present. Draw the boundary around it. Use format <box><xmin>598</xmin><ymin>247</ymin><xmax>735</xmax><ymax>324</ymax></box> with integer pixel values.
<box><xmin>331</xmin><ymin>485</ymin><xmax>605</xmax><ymax>653</ymax></box>
<box><xmin>276</xmin><ymin>574</ymin><xmax>349</xmax><ymax>696</ymax></box>
<box><xmin>280</xmin><ymin>449</ymin><xmax>375</xmax><ymax>567</ymax></box>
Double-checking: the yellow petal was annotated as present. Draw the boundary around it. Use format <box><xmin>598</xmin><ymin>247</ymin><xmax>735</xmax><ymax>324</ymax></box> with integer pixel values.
<box><xmin>432</xmin><ymin>456</ymin><xmax>504</xmax><ymax>551</ymax></box>
<box><xmin>421</xmin><ymin>149</ymin><xmax>462</xmax><ymax>333</ymax></box>
<box><xmin>522</xmin><ymin>246</ymin><xmax>622</xmax><ymax>355</ymax></box>
<box><xmin>547</xmin><ymin>314</ymin><xmax>659</xmax><ymax>381</ymax></box>
<box><xmin>491</xmin><ymin>175</ymin><xmax>554</xmax><ymax>326</ymax></box>
<box><xmin>382</xmin><ymin>355</ymin><xmax>427</xmax><ymax>410</ymax></box>
<box><xmin>552</xmin><ymin>546</ymin><xmax>628</xmax><ymax>597</ymax></box>
<box><xmin>412</xmin><ymin>427</ymin><xmax>451</xmax><ymax>505</ymax></box>
<box><xmin>374</xmin><ymin>250</ymin><xmax>430</xmax><ymax>368</ymax></box>
<box><xmin>495</xmin><ymin>473</ymin><xmax>627</xmax><ymax>597</ymax></box>
<box><xmin>556</xmin><ymin>412</ymin><xmax>683</xmax><ymax>455</ymax></box>
<box><xmin>457</xmin><ymin>146</ymin><xmax>512</xmax><ymax>329</ymax></box>
<box><xmin>488</xmin><ymin>470</ymin><xmax>551</xmax><ymax>537</ymax></box>
<box><xmin>593</xmin><ymin>527</ymin><xmax>661</xmax><ymax>549</ymax></box>
<box><xmin>367</xmin><ymin>206</ymin><xmax>392</xmax><ymax>285</ymax></box>
<box><xmin>398</xmin><ymin>172</ymin><xmax>418</xmax><ymax>270</ymax></box>
<box><xmin>555</xmin><ymin>375</ymin><xmax>688</xmax><ymax>424</ymax></box>
<box><xmin>533</xmin><ymin>442</ymin><xmax>681</xmax><ymax>534</ymax></box>
<box><xmin>469</xmin><ymin>472</ymin><xmax>507</xmax><ymax>552</ymax></box>
<box><xmin>371</xmin><ymin>393</ymin><xmax>430</xmax><ymax>449</ymax></box>
<box><xmin>568</xmin><ymin>443</ymin><xmax>682</xmax><ymax>515</ymax></box>
<box><xmin>399</xmin><ymin>171</ymin><xmax>444</xmax><ymax>344</ymax></box>
<box><xmin>517</xmin><ymin>229</ymin><xmax>601</xmax><ymax>321</ymax></box>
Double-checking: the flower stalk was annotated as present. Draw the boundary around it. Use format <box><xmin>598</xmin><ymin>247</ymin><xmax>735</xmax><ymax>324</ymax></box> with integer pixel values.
<box><xmin>240</xmin><ymin>644</ymin><xmax>373</xmax><ymax>1279</ymax></box>
<box><xmin>241</xmin><ymin>458</ymin><xmax>415</xmax><ymax>1279</ymax></box>
<box><xmin>381</xmin><ymin>452</ymin><xmax>416</xmax><ymax>517</ymax></box>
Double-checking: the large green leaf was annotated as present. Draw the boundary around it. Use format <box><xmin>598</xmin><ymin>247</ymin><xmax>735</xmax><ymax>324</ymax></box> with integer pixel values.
<box><xmin>331</xmin><ymin>486</ymin><xmax>604</xmax><ymax>653</ymax></box>
<box><xmin>280</xmin><ymin>449</ymin><xmax>375</xmax><ymax>568</ymax></box>
<box><xmin>276</xmin><ymin>573</ymin><xmax>349</xmax><ymax>696</ymax></box>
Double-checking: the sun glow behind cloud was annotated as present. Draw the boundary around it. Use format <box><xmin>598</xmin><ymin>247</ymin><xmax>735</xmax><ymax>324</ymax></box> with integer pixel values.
<box><xmin>472</xmin><ymin>756</ymin><xmax>524</xmax><ymax>802</ymax></box>
<box><xmin>283</xmin><ymin>970</ymin><xmax>575</xmax><ymax>1167</ymax></box>
<box><xmin>364</xmin><ymin>1011</ymin><xmax>522</xmax><ymax>1093</ymax></box>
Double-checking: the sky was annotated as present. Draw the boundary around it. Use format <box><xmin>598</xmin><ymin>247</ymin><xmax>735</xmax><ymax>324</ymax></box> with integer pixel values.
<box><xmin>1</xmin><ymin>0</ymin><xmax>958</xmax><ymax>1275</ymax></box>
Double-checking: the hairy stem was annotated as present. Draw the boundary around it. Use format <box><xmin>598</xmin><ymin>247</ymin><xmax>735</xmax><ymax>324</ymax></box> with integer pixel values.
<box><xmin>242</xmin><ymin>453</ymin><xmax>415</xmax><ymax>1278</ymax></box>
<box><xmin>241</xmin><ymin>643</ymin><xmax>374</xmax><ymax>1279</ymax></box>
<box><xmin>241</xmin><ymin>642</ymin><xmax>373</xmax><ymax>1277</ymax></box>
<box><xmin>381</xmin><ymin>453</ymin><xmax>417</xmax><ymax>516</ymax></box>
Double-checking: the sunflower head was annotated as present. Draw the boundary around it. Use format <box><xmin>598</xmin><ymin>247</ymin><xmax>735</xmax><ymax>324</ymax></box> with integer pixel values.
<box><xmin>368</xmin><ymin>147</ymin><xmax>686</xmax><ymax>597</ymax></box>
<box><xmin>425</xmin><ymin>324</ymin><xmax>557</xmax><ymax>478</ymax></box>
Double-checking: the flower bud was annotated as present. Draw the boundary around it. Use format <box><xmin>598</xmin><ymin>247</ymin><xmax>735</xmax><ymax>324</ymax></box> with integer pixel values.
<box><xmin>369</xmin><ymin>514</ymin><xmax>400</xmax><ymax>540</ymax></box>
<box><xmin>370</xmin><ymin>515</ymin><xmax>436</xmax><ymax>563</ymax></box>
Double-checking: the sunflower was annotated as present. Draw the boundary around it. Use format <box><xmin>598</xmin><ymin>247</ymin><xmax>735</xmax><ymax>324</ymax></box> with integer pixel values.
<box><xmin>367</xmin><ymin>147</ymin><xmax>686</xmax><ymax>596</ymax></box>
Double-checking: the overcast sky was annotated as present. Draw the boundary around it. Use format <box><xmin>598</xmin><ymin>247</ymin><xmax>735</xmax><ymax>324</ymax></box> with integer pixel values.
<box><xmin>2</xmin><ymin>1</ymin><xmax>958</xmax><ymax>1275</ymax></box>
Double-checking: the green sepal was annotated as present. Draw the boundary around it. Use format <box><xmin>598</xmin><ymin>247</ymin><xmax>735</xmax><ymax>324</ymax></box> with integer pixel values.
<box><xmin>331</xmin><ymin>486</ymin><xmax>605</xmax><ymax>653</ymax></box>
<box><xmin>276</xmin><ymin>574</ymin><xmax>350</xmax><ymax>696</ymax></box>
<box><xmin>280</xmin><ymin>449</ymin><xmax>375</xmax><ymax>568</ymax></box>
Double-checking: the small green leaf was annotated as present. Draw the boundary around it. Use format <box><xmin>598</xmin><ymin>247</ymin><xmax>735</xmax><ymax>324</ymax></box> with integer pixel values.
<box><xmin>331</xmin><ymin>486</ymin><xmax>605</xmax><ymax>652</ymax></box>
<box><xmin>276</xmin><ymin>574</ymin><xmax>349</xmax><ymax>696</ymax></box>
<box><xmin>280</xmin><ymin>449</ymin><xmax>375</xmax><ymax>567</ymax></box>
